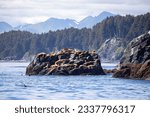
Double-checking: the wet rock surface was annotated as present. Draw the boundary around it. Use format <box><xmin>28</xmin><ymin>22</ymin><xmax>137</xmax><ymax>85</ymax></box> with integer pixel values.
<box><xmin>113</xmin><ymin>60</ymin><xmax>150</xmax><ymax>80</ymax></box>
<box><xmin>26</xmin><ymin>48</ymin><xmax>105</xmax><ymax>75</ymax></box>
<box><xmin>113</xmin><ymin>32</ymin><xmax>150</xmax><ymax>80</ymax></box>
<box><xmin>104</xmin><ymin>69</ymin><xmax>117</xmax><ymax>74</ymax></box>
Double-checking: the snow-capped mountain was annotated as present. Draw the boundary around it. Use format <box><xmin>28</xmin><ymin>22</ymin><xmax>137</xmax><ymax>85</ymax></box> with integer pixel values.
<box><xmin>78</xmin><ymin>11</ymin><xmax>114</xmax><ymax>28</ymax></box>
<box><xmin>0</xmin><ymin>11</ymin><xmax>115</xmax><ymax>33</ymax></box>
<box><xmin>15</xmin><ymin>18</ymin><xmax>78</xmax><ymax>33</ymax></box>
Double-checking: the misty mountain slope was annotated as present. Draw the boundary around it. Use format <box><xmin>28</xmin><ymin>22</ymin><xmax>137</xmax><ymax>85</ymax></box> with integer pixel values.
<box><xmin>16</xmin><ymin>11</ymin><xmax>114</xmax><ymax>33</ymax></box>
<box><xmin>0</xmin><ymin>22</ymin><xmax>12</xmax><ymax>33</ymax></box>
<box><xmin>15</xmin><ymin>18</ymin><xmax>78</xmax><ymax>33</ymax></box>
<box><xmin>78</xmin><ymin>11</ymin><xmax>114</xmax><ymax>28</ymax></box>
<box><xmin>0</xmin><ymin>11</ymin><xmax>114</xmax><ymax>33</ymax></box>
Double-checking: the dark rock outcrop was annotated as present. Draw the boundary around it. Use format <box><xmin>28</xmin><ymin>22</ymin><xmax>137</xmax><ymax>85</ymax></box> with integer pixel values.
<box><xmin>113</xmin><ymin>60</ymin><xmax>150</xmax><ymax>80</ymax></box>
<box><xmin>120</xmin><ymin>32</ymin><xmax>150</xmax><ymax>64</ymax></box>
<box><xmin>113</xmin><ymin>32</ymin><xmax>150</xmax><ymax>80</ymax></box>
<box><xmin>104</xmin><ymin>69</ymin><xmax>117</xmax><ymax>74</ymax></box>
<box><xmin>26</xmin><ymin>48</ymin><xmax>105</xmax><ymax>75</ymax></box>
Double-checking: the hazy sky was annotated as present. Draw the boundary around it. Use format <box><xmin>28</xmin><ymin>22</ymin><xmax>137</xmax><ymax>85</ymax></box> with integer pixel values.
<box><xmin>0</xmin><ymin>0</ymin><xmax>150</xmax><ymax>26</ymax></box>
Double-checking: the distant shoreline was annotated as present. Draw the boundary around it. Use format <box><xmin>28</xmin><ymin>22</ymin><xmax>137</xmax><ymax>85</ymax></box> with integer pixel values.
<box><xmin>0</xmin><ymin>59</ymin><xmax>119</xmax><ymax>64</ymax></box>
<box><xmin>0</xmin><ymin>60</ymin><xmax>29</xmax><ymax>63</ymax></box>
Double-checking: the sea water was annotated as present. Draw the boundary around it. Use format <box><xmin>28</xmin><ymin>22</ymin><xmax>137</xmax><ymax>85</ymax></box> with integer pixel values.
<box><xmin>0</xmin><ymin>62</ymin><xmax>150</xmax><ymax>100</ymax></box>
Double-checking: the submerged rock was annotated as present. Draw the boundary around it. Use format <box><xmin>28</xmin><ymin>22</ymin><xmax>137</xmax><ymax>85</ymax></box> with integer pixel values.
<box><xmin>113</xmin><ymin>32</ymin><xmax>150</xmax><ymax>80</ymax></box>
<box><xmin>26</xmin><ymin>48</ymin><xmax>105</xmax><ymax>75</ymax></box>
<box><xmin>104</xmin><ymin>69</ymin><xmax>117</xmax><ymax>74</ymax></box>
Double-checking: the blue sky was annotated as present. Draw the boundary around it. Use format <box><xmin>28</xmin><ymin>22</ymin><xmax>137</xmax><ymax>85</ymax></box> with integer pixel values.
<box><xmin>0</xmin><ymin>0</ymin><xmax>150</xmax><ymax>26</ymax></box>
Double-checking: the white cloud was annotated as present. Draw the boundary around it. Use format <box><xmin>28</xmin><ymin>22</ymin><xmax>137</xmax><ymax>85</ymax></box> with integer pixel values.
<box><xmin>0</xmin><ymin>0</ymin><xmax>150</xmax><ymax>26</ymax></box>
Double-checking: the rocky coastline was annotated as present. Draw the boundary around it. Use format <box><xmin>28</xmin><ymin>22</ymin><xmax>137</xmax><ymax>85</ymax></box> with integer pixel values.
<box><xmin>26</xmin><ymin>32</ymin><xmax>150</xmax><ymax>80</ymax></box>
<box><xmin>113</xmin><ymin>32</ymin><xmax>150</xmax><ymax>80</ymax></box>
<box><xmin>26</xmin><ymin>48</ymin><xmax>105</xmax><ymax>75</ymax></box>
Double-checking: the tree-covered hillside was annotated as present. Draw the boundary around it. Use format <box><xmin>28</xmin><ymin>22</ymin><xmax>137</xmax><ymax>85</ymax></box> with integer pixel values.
<box><xmin>0</xmin><ymin>13</ymin><xmax>150</xmax><ymax>60</ymax></box>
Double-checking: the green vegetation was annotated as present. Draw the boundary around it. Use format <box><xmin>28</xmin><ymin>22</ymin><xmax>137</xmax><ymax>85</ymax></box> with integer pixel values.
<box><xmin>0</xmin><ymin>13</ymin><xmax>150</xmax><ymax>60</ymax></box>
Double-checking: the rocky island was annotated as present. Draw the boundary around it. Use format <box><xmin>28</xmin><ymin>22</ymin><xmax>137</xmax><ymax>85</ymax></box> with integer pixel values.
<box><xmin>26</xmin><ymin>48</ymin><xmax>105</xmax><ymax>75</ymax></box>
<box><xmin>113</xmin><ymin>32</ymin><xmax>150</xmax><ymax>80</ymax></box>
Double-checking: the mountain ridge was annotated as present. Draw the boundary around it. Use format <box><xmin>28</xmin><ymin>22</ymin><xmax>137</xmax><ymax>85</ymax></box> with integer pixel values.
<box><xmin>0</xmin><ymin>22</ymin><xmax>12</xmax><ymax>33</ymax></box>
<box><xmin>0</xmin><ymin>12</ymin><xmax>149</xmax><ymax>61</ymax></box>
<box><xmin>0</xmin><ymin>11</ymin><xmax>114</xmax><ymax>33</ymax></box>
<box><xmin>78</xmin><ymin>11</ymin><xmax>114</xmax><ymax>28</ymax></box>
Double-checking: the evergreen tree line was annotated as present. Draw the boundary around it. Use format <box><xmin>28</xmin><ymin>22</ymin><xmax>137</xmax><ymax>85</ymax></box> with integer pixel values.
<box><xmin>0</xmin><ymin>13</ymin><xmax>150</xmax><ymax>60</ymax></box>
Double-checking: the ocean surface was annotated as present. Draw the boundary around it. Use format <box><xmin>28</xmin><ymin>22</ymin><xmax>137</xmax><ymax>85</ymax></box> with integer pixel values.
<box><xmin>0</xmin><ymin>62</ymin><xmax>150</xmax><ymax>100</ymax></box>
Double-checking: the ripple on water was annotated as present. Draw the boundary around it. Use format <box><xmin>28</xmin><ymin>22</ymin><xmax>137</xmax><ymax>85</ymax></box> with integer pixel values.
<box><xmin>0</xmin><ymin>62</ymin><xmax>150</xmax><ymax>100</ymax></box>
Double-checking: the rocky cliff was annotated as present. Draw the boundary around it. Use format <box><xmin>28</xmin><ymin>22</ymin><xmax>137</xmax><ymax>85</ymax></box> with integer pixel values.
<box><xmin>26</xmin><ymin>48</ymin><xmax>105</xmax><ymax>75</ymax></box>
<box><xmin>120</xmin><ymin>32</ymin><xmax>150</xmax><ymax>64</ymax></box>
<box><xmin>97</xmin><ymin>37</ymin><xmax>125</xmax><ymax>62</ymax></box>
<box><xmin>113</xmin><ymin>32</ymin><xmax>150</xmax><ymax>80</ymax></box>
